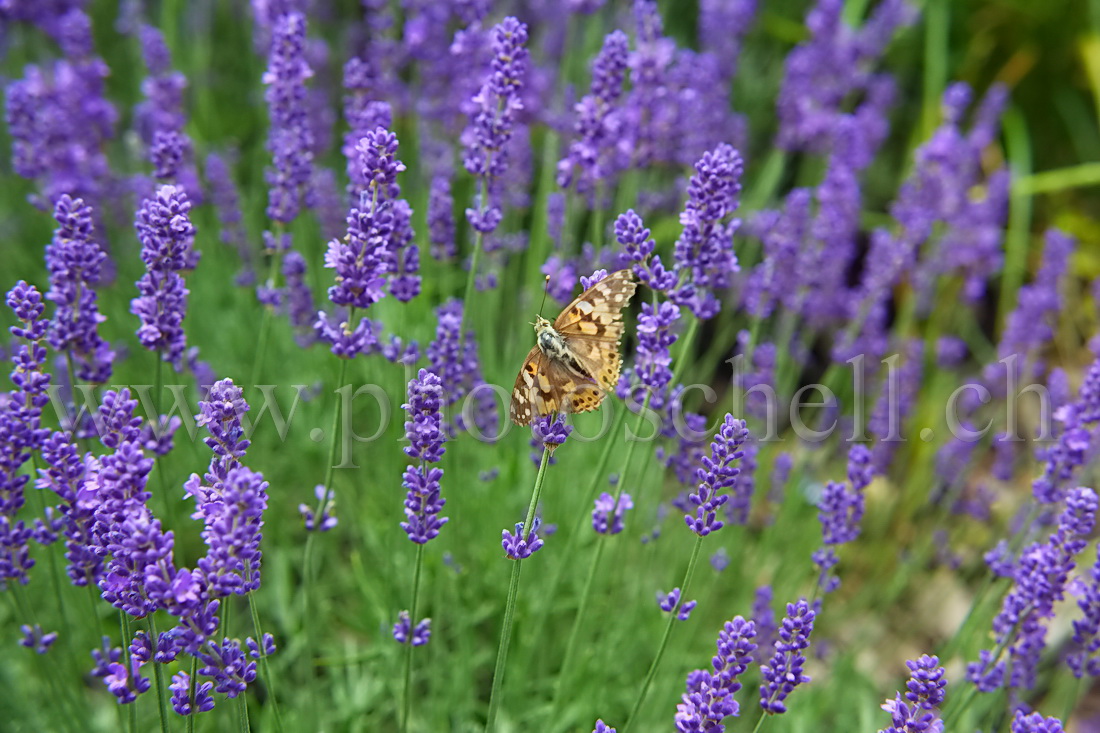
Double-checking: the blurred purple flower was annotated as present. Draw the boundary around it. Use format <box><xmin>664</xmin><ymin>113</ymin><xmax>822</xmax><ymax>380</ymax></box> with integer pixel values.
<box><xmin>558</xmin><ymin>30</ymin><xmax>629</xmax><ymax>196</ymax></box>
<box><xmin>263</xmin><ymin>10</ymin><xmax>315</xmax><ymax>224</ymax></box>
<box><xmin>593</xmin><ymin>492</ymin><xmax>633</xmax><ymax>535</ymax></box>
<box><xmin>461</xmin><ymin>16</ymin><xmax>529</xmax><ymax>236</ymax></box>
<box><xmin>392</xmin><ymin>610</ymin><xmax>432</xmax><ymax>646</ymax></box>
<box><xmin>19</xmin><ymin>624</ymin><xmax>58</xmax><ymax>654</ymax></box>
<box><xmin>969</xmin><ymin>486</ymin><xmax>1098</xmax><ymax>691</ymax></box>
<box><xmin>4</xmin><ymin>9</ymin><xmax>118</xmax><ymax>211</ymax></box>
<box><xmin>777</xmin><ymin>0</ymin><xmax>915</xmax><ymax>155</ymax></box>
<box><xmin>300</xmin><ymin>484</ymin><xmax>338</xmax><ymax>532</ymax></box>
<box><xmin>427</xmin><ymin>300</ymin><xmax>497</xmax><ymax>438</ymax></box>
<box><xmin>1011</xmin><ymin>711</ymin><xmax>1065</xmax><ymax>733</ymax></box>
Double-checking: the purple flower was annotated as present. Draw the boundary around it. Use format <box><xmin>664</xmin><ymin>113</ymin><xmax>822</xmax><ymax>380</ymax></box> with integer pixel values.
<box><xmin>727</xmin><ymin>438</ymin><xmax>758</xmax><ymax>525</ymax></box>
<box><xmin>281</xmin><ymin>251</ymin><xmax>317</xmax><ymax>346</ymax></box>
<box><xmin>170</xmin><ymin>671</ymin><xmax>215</xmax><ymax>715</ymax></box>
<box><xmin>618</xmin><ymin>301</ymin><xmax>681</xmax><ymax>412</ymax></box>
<box><xmin>198</xmin><ymin>637</ymin><xmax>257</xmax><ymax>698</ymax></box>
<box><xmin>323</xmin><ymin>129</ymin><xmax>409</xmax><ymax>310</ymax></box>
<box><xmin>777</xmin><ymin>0</ymin><xmax>915</xmax><ymax>155</ymax></box>
<box><xmin>879</xmin><ymin>655</ymin><xmax>946</xmax><ymax>733</ymax></box>
<box><xmin>699</xmin><ymin>0</ymin><xmax>757</xmax><ymax>83</ymax></box>
<box><xmin>968</xmin><ymin>487</ymin><xmax>1098</xmax><ymax>692</ymax></box>
<box><xmin>710</xmin><ymin>548</ymin><xmax>730</xmax><ymax>572</ymax></box>
<box><xmin>4</xmin><ymin>12</ymin><xmax>118</xmax><ymax>211</ymax></box>
<box><xmin>205</xmin><ymin>152</ymin><xmax>253</xmax><ymax>284</ymax></box>
<box><xmin>263</xmin><ymin>11</ymin><xmax>315</xmax><ymax>224</ymax></box>
<box><xmin>392</xmin><ymin>610</ymin><xmax>432</xmax><ymax>646</ymax></box>
<box><xmin>19</xmin><ymin>624</ymin><xmax>59</xmax><ymax>654</ymax></box>
<box><xmin>670</xmin><ymin>144</ymin><xmax>744</xmax><ymax>318</ymax></box>
<box><xmin>1001</xmin><ymin>228</ymin><xmax>1076</xmax><ymax>377</ymax></box>
<box><xmin>593</xmin><ymin>721</ymin><xmax>616</xmax><ymax>733</ymax></box>
<box><xmin>102</xmin><ymin>656</ymin><xmax>152</xmax><ymax>704</ymax></box>
<box><xmin>675</xmin><ymin>617</ymin><xmax>757</xmax><ymax>731</ymax></box>
<box><xmin>427</xmin><ymin>170</ymin><xmax>457</xmax><ymax>260</ymax></box>
<box><xmin>615</xmin><ymin>209</ymin><xmax>677</xmax><ymax>293</ymax></box>
<box><xmin>658</xmin><ymin>587</ymin><xmax>681</xmax><ymax>612</ymax></box>
<box><xmin>342</xmin><ymin>56</ymin><xmax>394</xmax><ymax>197</ymax></box>
<box><xmin>532</xmin><ymin>414</ymin><xmax>573</xmax><ymax>457</ymax></box>
<box><xmin>1011</xmin><ymin>711</ymin><xmax>1065</xmax><ymax>733</ymax></box>
<box><xmin>130</xmin><ymin>185</ymin><xmax>196</xmax><ymax>370</ymax></box>
<box><xmin>624</xmin><ymin>0</ymin><xmax>676</xmax><ymax>168</ymax></box>
<box><xmin>426</xmin><ymin>300</ymin><xmax>497</xmax><ymax>438</ymax></box>
<box><xmin>461</xmin><ymin>16</ymin><xmax>529</xmax><ymax>236</ymax></box>
<box><xmin>401</xmin><ymin>370</ymin><xmax>449</xmax><ymax>544</ymax></box>
<box><xmin>684</xmin><ymin>415</ymin><xmax>750</xmax><ymax>536</ymax></box>
<box><xmin>759</xmin><ymin>599</ymin><xmax>816</xmax><ymax>714</ymax></box>
<box><xmin>1033</xmin><ymin>353</ymin><xmax>1100</xmax><ymax>504</ymax></box>
<box><xmin>813</xmin><ymin>444</ymin><xmax>872</xmax><ymax>593</ymax></box>
<box><xmin>502</xmin><ymin>517</ymin><xmax>545</xmax><ymax>560</ymax></box>
<box><xmin>558</xmin><ymin>30</ymin><xmax>629</xmax><ymax>195</ymax></box>
<box><xmin>869</xmin><ymin>342</ymin><xmax>924</xmax><ymax>473</ymax></box>
<box><xmin>299</xmin><ymin>484</ymin><xmax>338</xmax><ymax>532</ymax></box>
<box><xmin>593</xmin><ymin>493</ymin><xmax>633</xmax><ymax>535</ymax></box>
<box><xmin>44</xmin><ymin>195</ymin><xmax>114</xmax><ymax>382</ymax></box>
<box><xmin>189</xmin><ymin>466</ymin><xmax>268</xmax><ymax>597</ymax></box>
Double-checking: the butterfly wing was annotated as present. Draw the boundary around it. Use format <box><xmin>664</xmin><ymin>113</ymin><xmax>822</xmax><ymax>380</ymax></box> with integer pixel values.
<box><xmin>510</xmin><ymin>347</ymin><xmax>606</xmax><ymax>426</ymax></box>
<box><xmin>553</xmin><ymin>269</ymin><xmax>637</xmax><ymax>389</ymax></box>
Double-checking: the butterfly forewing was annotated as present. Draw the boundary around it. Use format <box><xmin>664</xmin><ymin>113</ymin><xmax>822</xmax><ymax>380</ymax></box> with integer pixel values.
<box><xmin>554</xmin><ymin>270</ymin><xmax>636</xmax><ymax>390</ymax></box>
<box><xmin>510</xmin><ymin>269</ymin><xmax>636</xmax><ymax>426</ymax></box>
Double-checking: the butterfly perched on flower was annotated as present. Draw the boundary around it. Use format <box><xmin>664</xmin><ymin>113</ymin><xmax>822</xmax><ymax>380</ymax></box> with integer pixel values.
<box><xmin>509</xmin><ymin>270</ymin><xmax>638</xmax><ymax>426</ymax></box>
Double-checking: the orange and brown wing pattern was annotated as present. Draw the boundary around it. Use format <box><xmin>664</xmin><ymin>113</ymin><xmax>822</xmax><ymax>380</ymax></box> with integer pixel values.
<box><xmin>554</xmin><ymin>270</ymin><xmax>636</xmax><ymax>389</ymax></box>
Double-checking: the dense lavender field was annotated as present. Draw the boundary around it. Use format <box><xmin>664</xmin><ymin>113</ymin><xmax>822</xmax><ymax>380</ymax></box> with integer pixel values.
<box><xmin>0</xmin><ymin>0</ymin><xmax>1097</xmax><ymax>731</ymax></box>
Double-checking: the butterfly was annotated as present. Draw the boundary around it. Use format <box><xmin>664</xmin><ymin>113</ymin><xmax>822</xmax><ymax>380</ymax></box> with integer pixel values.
<box><xmin>509</xmin><ymin>269</ymin><xmax>638</xmax><ymax>426</ymax></box>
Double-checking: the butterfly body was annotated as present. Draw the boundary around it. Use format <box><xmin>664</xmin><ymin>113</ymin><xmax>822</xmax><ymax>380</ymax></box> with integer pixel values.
<box><xmin>510</xmin><ymin>270</ymin><xmax>637</xmax><ymax>426</ymax></box>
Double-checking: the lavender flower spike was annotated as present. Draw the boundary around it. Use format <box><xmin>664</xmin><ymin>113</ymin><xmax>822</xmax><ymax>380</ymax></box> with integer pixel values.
<box><xmin>400</xmin><ymin>369</ymin><xmax>448</xmax><ymax>544</ymax></box>
<box><xmin>878</xmin><ymin>655</ymin><xmax>946</xmax><ymax>733</ymax></box>
<box><xmin>502</xmin><ymin>517</ymin><xmax>545</xmax><ymax>560</ymax></box>
<box><xmin>684</xmin><ymin>415</ymin><xmax>750</xmax><ymax>536</ymax></box>
<box><xmin>759</xmin><ymin>599</ymin><xmax>815</xmax><ymax>714</ymax></box>
<box><xmin>1011</xmin><ymin>711</ymin><xmax>1065</xmax><ymax>733</ymax></box>
<box><xmin>131</xmin><ymin>184</ymin><xmax>196</xmax><ymax>370</ymax></box>
<box><xmin>671</xmin><ymin>144</ymin><xmax>744</xmax><ymax>319</ymax></box>
<box><xmin>675</xmin><ymin>617</ymin><xmax>757</xmax><ymax>732</ymax></box>
<box><xmin>461</xmin><ymin>16</ymin><xmax>529</xmax><ymax>234</ymax></box>
<box><xmin>45</xmin><ymin>194</ymin><xmax>114</xmax><ymax>382</ymax></box>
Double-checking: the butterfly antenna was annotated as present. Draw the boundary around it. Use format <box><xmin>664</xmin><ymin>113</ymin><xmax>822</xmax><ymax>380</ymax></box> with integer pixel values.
<box><xmin>537</xmin><ymin>275</ymin><xmax>550</xmax><ymax>318</ymax></box>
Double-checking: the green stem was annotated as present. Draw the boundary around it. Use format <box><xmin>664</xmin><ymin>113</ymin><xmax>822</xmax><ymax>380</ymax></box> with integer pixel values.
<box><xmin>237</xmin><ymin>692</ymin><xmax>251</xmax><ymax>733</ymax></box>
<box><xmin>622</xmin><ymin>535</ymin><xmax>705</xmax><ymax>732</ymax></box>
<box><xmin>146</xmin><ymin>616</ymin><xmax>170</xmax><ymax>733</ymax></box>
<box><xmin>245</xmin><ymin>575</ymin><xmax>283</xmax><ymax>732</ymax></box>
<box><xmin>401</xmin><ymin>542</ymin><xmax>425</xmax><ymax>733</ymax></box>
<box><xmin>485</xmin><ymin>446</ymin><xmax>553</xmax><ymax>733</ymax></box>
<box><xmin>250</xmin><ymin>223</ymin><xmax>286</xmax><ymax>389</ymax></box>
<box><xmin>302</xmin><ymin>348</ymin><xmax>353</xmax><ymax>594</ymax></box>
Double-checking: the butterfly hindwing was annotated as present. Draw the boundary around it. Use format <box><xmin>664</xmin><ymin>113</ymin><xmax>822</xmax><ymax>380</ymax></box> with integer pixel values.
<box><xmin>511</xmin><ymin>346</ymin><xmax>603</xmax><ymax>426</ymax></box>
